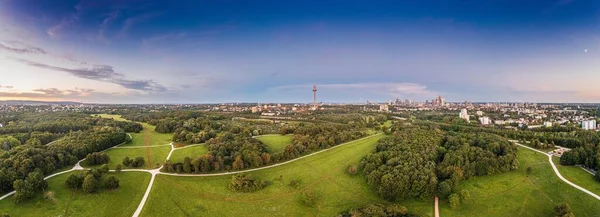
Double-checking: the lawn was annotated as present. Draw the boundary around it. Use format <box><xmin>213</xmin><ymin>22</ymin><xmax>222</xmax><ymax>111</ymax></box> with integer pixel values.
<box><xmin>141</xmin><ymin>134</ymin><xmax>433</xmax><ymax>217</ymax></box>
<box><xmin>93</xmin><ymin>113</ymin><xmax>129</xmax><ymax>122</ymax></box>
<box><xmin>439</xmin><ymin>147</ymin><xmax>600</xmax><ymax>217</ymax></box>
<box><xmin>82</xmin><ymin>146</ymin><xmax>172</xmax><ymax>169</ymax></box>
<box><xmin>0</xmin><ymin>171</ymin><xmax>151</xmax><ymax>217</ymax></box>
<box><xmin>122</xmin><ymin>123</ymin><xmax>172</xmax><ymax>147</ymax></box>
<box><xmin>169</xmin><ymin>144</ymin><xmax>209</xmax><ymax>163</ymax></box>
<box><xmin>552</xmin><ymin>157</ymin><xmax>600</xmax><ymax>196</ymax></box>
<box><xmin>256</xmin><ymin>134</ymin><xmax>293</xmax><ymax>153</ymax></box>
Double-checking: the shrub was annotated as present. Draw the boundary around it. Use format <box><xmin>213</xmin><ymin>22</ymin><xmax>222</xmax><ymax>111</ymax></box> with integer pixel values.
<box><xmin>228</xmin><ymin>174</ymin><xmax>267</xmax><ymax>192</ymax></box>
<box><xmin>99</xmin><ymin>164</ymin><xmax>109</xmax><ymax>173</ymax></box>
<box><xmin>459</xmin><ymin>189</ymin><xmax>471</xmax><ymax>203</ymax></box>
<box><xmin>346</xmin><ymin>165</ymin><xmax>358</xmax><ymax>175</ymax></box>
<box><xmin>132</xmin><ymin>157</ymin><xmax>146</xmax><ymax>167</ymax></box>
<box><xmin>595</xmin><ymin>172</ymin><xmax>600</xmax><ymax>182</ymax></box>
<box><xmin>449</xmin><ymin>193</ymin><xmax>460</xmax><ymax>209</ymax></box>
<box><xmin>526</xmin><ymin>167</ymin><xmax>533</xmax><ymax>175</ymax></box>
<box><xmin>345</xmin><ymin>203</ymin><xmax>409</xmax><ymax>217</ymax></box>
<box><xmin>288</xmin><ymin>179</ymin><xmax>300</xmax><ymax>189</ymax></box>
<box><xmin>122</xmin><ymin>156</ymin><xmax>131</xmax><ymax>166</ymax></box>
<box><xmin>104</xmin><ymin>176</ymin><xmax>120</xmax><ymax>189</ymax></box>
<box><xmin>300</xmin><ymin>190</ymin><xmax>318</xmax><ymax>206</ymax></box>
<box><xmin>555</xmin><ymin>203</ymin><xmax>574</xmax><ymax>217</ymax></box>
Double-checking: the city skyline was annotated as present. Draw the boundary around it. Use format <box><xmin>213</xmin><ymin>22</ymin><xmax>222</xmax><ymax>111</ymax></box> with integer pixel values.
<box><xmin>1</xmin><ymin>0</ymin><xmax>600</xmax><ymax>103</ymax></box>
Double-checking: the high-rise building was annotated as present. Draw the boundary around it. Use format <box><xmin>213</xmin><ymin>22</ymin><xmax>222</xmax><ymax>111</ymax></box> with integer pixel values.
<box><xmin>379</xmin><ymin>104</ymin><xmax>389</xmax><ymax>112</ymax></box>
<box><xmin>479</xmin><ymin>116</ymin><xmax>491</xmax><ymax>125</ymax></box>
<box><xmin>459</xmin><ymin>108</ymin><xmax>469</xmax><ymax>122</ymax></box>
<box><xmin>581</xmin><ymin>120</ymin><xmax>597</xmax><ymax>130</ymax></box>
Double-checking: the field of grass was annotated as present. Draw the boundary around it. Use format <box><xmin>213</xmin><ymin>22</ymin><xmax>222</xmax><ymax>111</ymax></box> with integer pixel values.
<box><xmin>0</xmin><ymin>171</ymin><xmax>151</xmax><ymax>217</ymax></box>
<box><xmin>440</xmin><ymin>147</ymin><xmax>600</xmax><ymax>217</ymax></box>
<box><xmin>83</xmin><ymin>146</ymin><xmax>172</xmax><ymax>169</ymax></box>
<box><xmin>93</xmin><ymin>114</ymin><xmax>129</xmax><ymax>122</ymax></box>
<box><xmin>123</xmin><ymin>123</ymin><xmax>172</xmax><ymax>147</ymax></box>
<box><xmin>169</xmin><ymin>145</ymin><xmax>208</xmax><ymax>163</ymax></box>
<box><xmin>552</xmin><ymin>157</ymin><xmax>600</xmax><ymax>196</ymax></box>
<box><xmin>256</xmin><ymin>134</ymin><xmax>293</xmax><ymax>153</ymax></box>
<box><xmin>141</xmin><ymin>134</ymin><xmax>433</xmax><ymax>217</ymax></box>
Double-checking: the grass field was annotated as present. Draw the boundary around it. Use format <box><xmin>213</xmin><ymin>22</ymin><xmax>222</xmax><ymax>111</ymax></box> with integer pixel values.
<box><xmin>83</xmin><ymin>146</ymin><xmax>172</xmax><ymax>169</ymax></box>
<box><xmin>0</xmin><ymin>171</ymin><xmax>151</xmax><ymax>217</ymax></box>
<box><xmin>552</xmin><ymin>157</ymin><xmax>600</xmax><ymax>196</ymax></box>
<box><xmin>94</xmin><ymin>114</ymin><xmax>129</xmax><ymax>122</ymax></box>
<box><xmin>141</xmin><ymin>134</ymin><xmax>433</xmax><ymax>217</ymax></box>
<box><xmin>123</xmin><ymin>123</ymin><xmax>172</xmax><ymax>147</ymax></box>
<box><xmin>169</xmin><ymin>144</ymin><xmax>208</xmax><ymax>163</ymax></box>
<box><xmin>439</xmin><ymin>147</ymin><xmax>600</xmax><ymax>217</ymax></box>
<box><xmin>256</xmin><ymin>134</ymin><xmax>293</xmax><ymax>153</ymax></box>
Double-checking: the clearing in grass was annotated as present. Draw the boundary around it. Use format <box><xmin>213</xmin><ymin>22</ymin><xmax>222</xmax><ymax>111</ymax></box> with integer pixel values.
<box><xmin>122</xmin><ymin>123</ymin><xmax>172</xmax><ymax>147</ymax></box>
<box><xmin>141</xmin><ymin>134</ymin><xmax>433</xmax><ymax>217</ymax></box>
<box><xmin>93</xmin><ymin>114</ymin><xmax>129</xmax><ymax>122</ymax></box>
<box><xmin>82</xmin><ymin>146</ymin><xmax>171</xmax><ymax>169</ymax></box>
<box><xmin>169</xmin><ymin>144</ymin><xmax>208</xmax><ymax>163</ymax></box>
<box><xmin>0</xmin><ymin>171</ymin><xmax>151</xmax><ymax>217</ymax></box>
<box><xmin>439</xmin><ymin>147</ymin><xmax>600</xmax><ymax>217</ymax></box>
<box><xmin>255</xmin><ymin>134</ymin><xmax>293</xmax><ymax>154</ymax></box>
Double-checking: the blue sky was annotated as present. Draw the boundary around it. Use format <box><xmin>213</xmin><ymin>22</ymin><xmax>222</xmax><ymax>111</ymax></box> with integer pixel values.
<box><xmin>0</xmin><ymin>0</ymin><xmax>599</xmax><ymax>103</ymax></box>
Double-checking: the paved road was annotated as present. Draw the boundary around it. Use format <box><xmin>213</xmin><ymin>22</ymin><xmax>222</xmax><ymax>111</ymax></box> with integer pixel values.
<box><xmin>512</xmin><ymin>141</ymin><xmax>600</xmax><ymax>201</ymax></box>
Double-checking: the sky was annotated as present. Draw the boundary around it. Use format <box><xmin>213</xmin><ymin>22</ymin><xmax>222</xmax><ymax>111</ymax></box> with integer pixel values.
<box><xmin>0</xmin><ymin>0</ymin><xmax>599</xmax><ymax>104</ymax></box>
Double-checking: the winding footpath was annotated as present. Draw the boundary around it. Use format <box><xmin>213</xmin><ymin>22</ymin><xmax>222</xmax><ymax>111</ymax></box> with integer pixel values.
<box><xmin>512</xmin><ymin>141</ymin><xmax>600</xmax><ymax>201</ymax></box>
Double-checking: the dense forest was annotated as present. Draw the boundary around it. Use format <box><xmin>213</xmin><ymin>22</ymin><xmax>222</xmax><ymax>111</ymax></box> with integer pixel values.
<box><xmin>0</xmin><ymin>112</ymin><xmax>140</xmax><ymax>202</ymax></box>
<box><xmin>361</xmin><ymin>124</ymin><xmax>518</xmax><ymax>201</ymax></box>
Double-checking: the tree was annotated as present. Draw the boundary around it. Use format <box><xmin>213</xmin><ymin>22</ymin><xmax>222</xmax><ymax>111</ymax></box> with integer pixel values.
<box><xmin>228</xmin><ymin>174</ymin><xmax>266</xmax><ymax>192</ymax></box>
<box><xmin>554</xmin><ymin>203</ymin><xmax>575</xmax><ymax>217</ymax></box>
<box><xmin>104</xmin><ymin>176</ymin><xmax>119</xmax><ymax>189</ymax></box>
<box><xmin>26</xmin><ymin>171</ymin><xmax>47</xmax><ymax>192</ymax></box>
<box><xmin>437</xmin><ymin>180</ymin><xmax>453</xmax><ymax>198</ymax></box>
<box><xmin>12</xmin><ymin>180</ymin><xmax>33</xmax><ymax>203</ymax></box>
<box><xmin>115</xmin><ymin>164</ymin><xmax>122</xmax><ymax>173</ymax></box>
<box><xmin>122</xmin><ymin>157</ymin><xmax>131</xmax><ymax>166</ymax></box>
<box><xmin>25</xmin><ymin>138</ymin><xmax>41</xmax><ymax>146</ymax></box>
<box><xmin>82</xmin><ymin>175</ymin><xmax>98</xmax><ymax>193</ymax></box>
<box><xmin>65</xmin><ymin>173</ymin><xmax>84</xmax><ymax>189</ymax></box>
<box><xmin>449</xmin><ymin>193</ymin><xmax>460</xmax><ymax>209</ymax></box>
<box><xmin>132</xmin><ymin>157</ymin><xmax>145</xmax><ymax>168</ymax></box>
<box><xmin>595</xmin><ymin>172</ymin><xmax>600</xmax><ymax>182</ymax></box>
<box><xmin>232</xmin><ymin>156</ymin><xmax>244</xmax><ymax>170</ymax></box>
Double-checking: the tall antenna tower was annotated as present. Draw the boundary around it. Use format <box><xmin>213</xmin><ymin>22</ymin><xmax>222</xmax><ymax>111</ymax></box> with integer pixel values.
<box><xmin>313</xmin><ymin>84</ymin><xmax>317</xmax><ymax>108</ymax></box>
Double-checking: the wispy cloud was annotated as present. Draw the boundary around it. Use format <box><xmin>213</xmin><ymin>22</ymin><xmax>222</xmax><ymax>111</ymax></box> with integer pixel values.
<box><xmin>13</xmin><ymin>59</ymin><xmax>166</xmax><ymax>92</ymax></box>
<box><xmin>0</xmin><ymin>42</ymin><xmax>47</xmax><ymax>54</ymax></box>
<box><xmin>0</xmin><ymin>88</ymin><xmax>94</xmax><ymax>99</ymax></box>
<box><xmin>0</xmin><ymin>85</ymin><xmax>14</xmax><ymax>89</ymax></box>
<box><xmin>97</xmin><ymin>10</ymin><xmax>120</xmax><ymax>43</ymax></box>
<box><xmin>118</xmin><ymin>12</ymin><xmax>163</xmax><ymax>38</ymax></box>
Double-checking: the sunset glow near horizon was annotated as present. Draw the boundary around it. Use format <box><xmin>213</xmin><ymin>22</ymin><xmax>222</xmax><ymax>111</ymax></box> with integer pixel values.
<box><xmin>1</xmin><ymin>0</ymin><xmax>599</xmax><ymax>104</ymax></box>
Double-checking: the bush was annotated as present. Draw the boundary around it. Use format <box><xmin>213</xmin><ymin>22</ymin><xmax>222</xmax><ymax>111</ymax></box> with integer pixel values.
<box><xmin>99</xmin><ymin>164</ymin><xmax>109</xmax><ymax>173</ymax></box>
<box><xmin>104</xmin><ymin>176</ymin><xmax>120</xmax><ymax>189</ymax></box>
<box><xmin>459</xmin><ymin>189</ymin><xmax>471</xmax><ymax>203</ymax></box>
<box><xmin>228</xmin><ymin>174</ymin><xmax>267</xmax><ymax>192</ymax></box>
<box><xmin>288</xmin><ymin>179</ymin><xmax>300</xmax><ymax>189</ymax></box>
<box><xmin>345</xmin><ymin>204</ymin><xmax>409</xmax><ymax>217</ymax></box>
<box><xmin>449</xmin><ymin>193</ymin><xmax>460</xmax><ymax>209</ymax></box>
<box><xmin>300</xmin><ymin>190</ymin><xmax>318</xmax><ymax>206</ymax></box>
<box><xmin>65</xmin><ymin>173</ymin><xmax>84</xmax><ymax>189</ymax></box>
<box><xmin>82</xmin><ymin>175</ymin><xmax>98</xmax><ymax>193</ymax></box>
<box><xmin>346</xmin><ymin>165</ymin><xmax>358</xmax><ymax>175</ymax></box>
<box><xmin>526</xmin><ymin>167</ymin><xmax>533</xmax><ymax>176</ymax></box>
<box><xmin>555</xmin><ymin>203</ymin><xmax>574</xmax><ymax>217</ymax></box>
<box><xmin>115</xmin><ymin>164</ymin><xmax>122</xmax><ymax>172</ymax></box>
<box><xmin>595</xmin><ymin>172</ymin><xmax>600</xmax><ymax>182</ymax></box>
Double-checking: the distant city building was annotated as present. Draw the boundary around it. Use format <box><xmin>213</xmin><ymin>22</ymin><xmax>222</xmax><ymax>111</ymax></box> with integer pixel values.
<box><xmin>251</xmin><ymin>106</ymin><xmax>261</xmax><ymax>113</ymax></box>
<box><xmin>479</xmin><ymin>116</ymin><xmax>491</xmax><ymax>125</ymax></box>
<box><xmin>494</xmin><ymin>120</ymin><xmax>505</xmax><ymax>125</ymax></box>
<box><xmin>476</xmin><ymin>111</ymin><xmax>483</xmax><ymax>116</ymax></box>
<box><xmin>544</xmin><ymin>122</ymin><xmax>553</xmax><ymax>128</ymax></box>
<box><xmin>459</xmin><ymin>108</ymin><xmax>469</xmax><ymax>122</ymax></box>
<box><xmin>379</xmin><ymin>104</ymin><xmax>389</xmax><ymax>112</ymax></box>
<box><xmin>0</xmin><ymin>123</ymin><xmax>3</xmax><ymax>128</ymax></box>
<box><xmin>581</xmin><ymin>120</ymin><xmax>597</xmax><ymax>130</ymax></box>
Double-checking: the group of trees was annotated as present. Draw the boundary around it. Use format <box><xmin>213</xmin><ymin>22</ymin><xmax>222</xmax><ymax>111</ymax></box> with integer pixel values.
<box><xmin>12</xmin><ymin>171</ymin><xmax>47</xmax><ymax>203</ymax></box>
<box><xmin>283</xmin><ymin>124</ymin><xmax>365</xmax><ymax>160</ymax></box>
<box><xmin>340</xmin><ymin>204</ymin><xmax>418</xmax><ymax>217</ymax></box>
<box><xmin>85</xmin><ymin>152</ymin><xmax>110</xmax><ymax>165</ymax></box>
<box><xmin>122</xmin><ymin>156</ymin><xmax>146</xmax><ymax>168</ymax></box>
<box><xmin>65</xmin><ymin>168</ymin><xmax>119</xmax><ymax>193</ymax></box>
<box><xmin>361</xmin><ymin>125</ymin><xmax>518</xmax><ymax>201</ymax></box>
<box><xmin>228</xmin><ymin>173</ymin><xmax>267</xmax><ymax>192</ymax></box>
<box><xmin>0</xmin><ymin>125</ymin><xmax>128</xmax><ymax>201</ymax></box>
